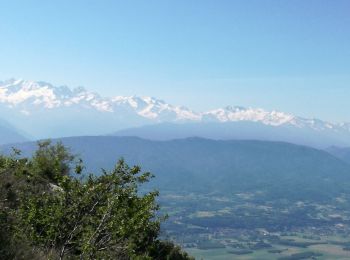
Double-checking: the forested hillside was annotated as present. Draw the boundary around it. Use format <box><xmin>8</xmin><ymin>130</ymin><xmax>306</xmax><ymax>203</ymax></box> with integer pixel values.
<box><xmin>3</xmin><ymin>136</ymin><xmax>350</xmax><ymax>202</ymax></box>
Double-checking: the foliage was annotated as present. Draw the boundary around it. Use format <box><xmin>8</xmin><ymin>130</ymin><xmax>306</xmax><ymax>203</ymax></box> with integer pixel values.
<box><xmin>0</xmin><ymin>141</ymin><xmax>193</xmax><ymax>260</ymax></box>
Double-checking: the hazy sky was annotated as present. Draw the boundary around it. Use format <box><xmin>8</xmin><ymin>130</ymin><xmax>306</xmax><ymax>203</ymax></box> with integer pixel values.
<box><xmin>0</xmin><ymin>0</ymin><xmax>349</xmax><ymax>122</ymax></box>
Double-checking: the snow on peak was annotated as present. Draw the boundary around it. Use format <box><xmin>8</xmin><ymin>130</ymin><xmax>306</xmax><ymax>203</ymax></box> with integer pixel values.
<box><xmin>0</xmin><ymin>80</ymin><xmax>199</xmax><ymax>120</ymax></box>
<box><xmin>0</xmin><ymin>80</ymin><xmax>61</xmax><ymax>108</ymax></box>
<box><xmin>0</xmin><ymin>79</ymin><xmax>348</xmax><ymax>132</ymax></box>
<box><xmin>202</xmin><ymin>106</ymin><xmax>296</xmax><ymax>126</ymax></box>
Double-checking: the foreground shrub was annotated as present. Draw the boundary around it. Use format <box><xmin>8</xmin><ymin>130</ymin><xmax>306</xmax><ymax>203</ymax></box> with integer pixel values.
<box><xmin>0</xmin><ymin>141</ymin><xmax>192</xmax><ymax>260</ymax></box>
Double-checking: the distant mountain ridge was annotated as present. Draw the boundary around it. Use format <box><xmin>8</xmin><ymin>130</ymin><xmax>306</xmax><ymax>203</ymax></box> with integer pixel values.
<box><xmin>2</xmin><ymin>136</ymin><xmax>350</xmax><ymax>202</ymax></box>
<box><xmin>327</xmin><ymin>146</ymin><xmax>350</xmax><ymax>164</ymax></box>
<box><xmin>1</xmin><ymin>79</ymin><xmax>350</xmax><ymax>145</ymax></box>
<box><xmin>112</xmin><ymin>122</ymin><xmax>350</xmax><ymax>148</ymax></box>
<box><xmin>0</xmin><ymin>79</ymin><xmax>199</xmax><ymax>121</ymax></box>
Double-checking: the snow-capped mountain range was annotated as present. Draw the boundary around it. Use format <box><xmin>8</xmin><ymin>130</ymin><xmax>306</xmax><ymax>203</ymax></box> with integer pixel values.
<box><xmin>0</xmin><ymin>79</ymin><xmax>349</xmax><ymax>146</ymax></box>
<box><xmin>0</xmin><ymin>79</ymin><xmax>200</xmax><ymax>121</ymax></box>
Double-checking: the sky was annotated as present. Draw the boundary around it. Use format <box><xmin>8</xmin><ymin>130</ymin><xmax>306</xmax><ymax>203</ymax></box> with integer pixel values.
<box><xmin>0</xmin><ymin>0</ymin><xmax>349</xmax><ymax>122</ymax></box>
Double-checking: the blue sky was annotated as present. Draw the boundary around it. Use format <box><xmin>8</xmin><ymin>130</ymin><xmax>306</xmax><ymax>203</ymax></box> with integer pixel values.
<box><xmin>0</xmin><ymin>0</ymin><xmax>349</xmax><ymax>122</ymax></box>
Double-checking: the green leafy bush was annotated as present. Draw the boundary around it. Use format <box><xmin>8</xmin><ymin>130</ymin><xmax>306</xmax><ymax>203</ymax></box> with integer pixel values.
<box><xmin>0</xmin><ymin>141</ymin><xmax>192</xmax><ymax>260</ymax></box>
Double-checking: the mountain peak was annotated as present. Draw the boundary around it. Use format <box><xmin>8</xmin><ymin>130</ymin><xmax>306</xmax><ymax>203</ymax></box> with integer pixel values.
<box><xmin>0</xmin><ymin>79</ymin><xmax>349</xmax><ymax>138</ymax></box>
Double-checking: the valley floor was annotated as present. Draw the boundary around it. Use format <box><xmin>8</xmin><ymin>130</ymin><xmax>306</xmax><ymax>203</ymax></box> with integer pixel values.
<box><xmin>159</xmin><ymin>191</ymin><xmax>350</xmax><ymax>260</ymax></box>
